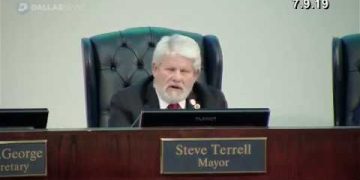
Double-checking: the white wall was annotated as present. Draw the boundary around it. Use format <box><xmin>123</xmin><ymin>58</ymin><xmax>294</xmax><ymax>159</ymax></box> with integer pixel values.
<box><xmin>0</xmin><ymin>0</ymin><xmax>359</xmax><ymax>128</ymax></box>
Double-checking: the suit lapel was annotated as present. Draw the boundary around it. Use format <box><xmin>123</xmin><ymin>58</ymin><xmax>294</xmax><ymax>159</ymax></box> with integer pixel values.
<box><xmin>186</xmin><ymin>92</ymin><xmax>197</xmax><ymax>110</ymax></box>
<box><xmin>191</xmin><ymin>82</ymin><xmax>215</xmax><ymax>109</ymax></box>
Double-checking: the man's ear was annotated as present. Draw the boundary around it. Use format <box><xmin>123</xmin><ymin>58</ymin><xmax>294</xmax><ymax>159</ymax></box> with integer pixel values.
<box><xmin>194</xmin><ymin>69</ymin><xmax>200</xmax><ymax>80</ymax></box>
<box><xmin>152</xmin><ymin>63</ymin><xmax>158</xmax><ymax>74</ymax></box>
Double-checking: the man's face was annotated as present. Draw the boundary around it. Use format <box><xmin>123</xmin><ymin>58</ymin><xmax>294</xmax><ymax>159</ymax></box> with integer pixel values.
<box><xmin>152</xmin><ymin>54</ymin><xmax>199</xmax><ymax>103</ymax></box>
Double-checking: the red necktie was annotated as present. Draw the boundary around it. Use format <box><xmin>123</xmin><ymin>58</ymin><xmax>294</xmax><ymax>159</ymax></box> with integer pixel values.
<box><xmin>167</xmin><ymin>103</ymin><xmax>181</xmax><ymax>110</ymax></box>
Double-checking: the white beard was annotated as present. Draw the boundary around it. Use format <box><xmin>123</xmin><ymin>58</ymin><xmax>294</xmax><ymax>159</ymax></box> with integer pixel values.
<box><xmin>154</xmin><ymin>83</ymin><xmax>192</xmax><ymax>104</ymax></box>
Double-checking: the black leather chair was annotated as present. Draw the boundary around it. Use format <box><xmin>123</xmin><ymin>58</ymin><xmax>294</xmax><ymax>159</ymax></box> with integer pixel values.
<box><xmin>82</xmin><ymin>27</ymin><xmax>223</xmax><ymax>127</ymax></box>
<box><xmin>332</xmin><ymin>34</ymin><xmax>360</xmax><ymax>126</ymax></box>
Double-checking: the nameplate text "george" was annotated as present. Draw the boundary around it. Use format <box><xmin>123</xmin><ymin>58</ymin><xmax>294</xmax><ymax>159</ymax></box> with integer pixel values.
<box><xmin>0</xmin><ymin>140</ymin><xmax>47</xmax><ymax>177</ymax></box>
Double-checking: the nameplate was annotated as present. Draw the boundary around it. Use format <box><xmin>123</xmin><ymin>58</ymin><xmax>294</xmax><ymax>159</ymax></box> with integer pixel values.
<box><xmin>161</xmin><ymin>138</ymin><xmax>266</xmax><ymax>174</ymax></box>
<box><xmin>0</xmin><ymin>140</ymin><xmax>47</xmax><ymax>177</ymax></box>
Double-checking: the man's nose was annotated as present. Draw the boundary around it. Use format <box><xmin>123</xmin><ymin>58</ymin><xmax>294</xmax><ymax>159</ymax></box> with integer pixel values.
<box><xmin>172</xmin><ymin>70</ymin><xmax>182</xmax><ymax>82</ymax></box>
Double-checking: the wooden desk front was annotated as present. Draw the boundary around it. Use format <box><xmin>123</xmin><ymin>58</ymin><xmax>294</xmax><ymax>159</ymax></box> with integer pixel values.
<box><xmin>0</xmin><ymin>128</ymin><xmax>359</xmax><ymax>179</ymax></box>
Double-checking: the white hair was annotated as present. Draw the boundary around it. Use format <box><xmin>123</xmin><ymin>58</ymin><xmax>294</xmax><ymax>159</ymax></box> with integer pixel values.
<box><xmin>152</xmin><ymin>34</ymin><xmax>201</xmax><ymax>72</ymax></box>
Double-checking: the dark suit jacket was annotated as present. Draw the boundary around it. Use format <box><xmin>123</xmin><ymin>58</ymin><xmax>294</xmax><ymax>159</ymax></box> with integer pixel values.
<box><xmin>109</xmin><ymin>76</ymin><xmax>227</xmax><ymax>127</ymax></box>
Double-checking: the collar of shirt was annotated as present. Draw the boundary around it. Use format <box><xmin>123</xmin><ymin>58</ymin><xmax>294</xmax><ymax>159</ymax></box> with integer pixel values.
<box><xmin>154</xmin><ymin>89</ymin><xmax>186</xmax><ymax>109</ymax></box>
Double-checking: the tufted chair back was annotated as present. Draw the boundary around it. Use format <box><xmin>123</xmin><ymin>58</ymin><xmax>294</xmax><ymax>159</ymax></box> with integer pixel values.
<box><xmin>332</xmin><ymin>34</ymin><xmax>360</xmax><ymax>126</ymax></box>
<box><xmin>82</xmin><ymin>27</ymin><xmax>223</xmax><ymax>127</ymax></box>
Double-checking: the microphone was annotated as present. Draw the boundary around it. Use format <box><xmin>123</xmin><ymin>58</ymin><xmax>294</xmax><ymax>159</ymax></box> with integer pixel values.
<box><xmin>131</xmin><ymin>104</ymin><xmax>151</xmax><ymax>127</ymax></box>
<box><xmin>131</xmin><ymin>113</ymin><xmax>142</xmax><ymax>127</ymax></box>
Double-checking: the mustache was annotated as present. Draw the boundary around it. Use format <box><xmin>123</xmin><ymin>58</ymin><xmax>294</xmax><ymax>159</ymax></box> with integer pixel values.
<box><xmin>167</xmin><ymin>84</ymin><xmax>184</xmax><ymax>90</ymax></box>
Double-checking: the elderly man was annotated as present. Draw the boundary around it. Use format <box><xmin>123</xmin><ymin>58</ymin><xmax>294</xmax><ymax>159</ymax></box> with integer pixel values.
<box><xmin>109</xmin><ymin>34</ymin><xmax>227</xmax><ymax>127</ymax></box>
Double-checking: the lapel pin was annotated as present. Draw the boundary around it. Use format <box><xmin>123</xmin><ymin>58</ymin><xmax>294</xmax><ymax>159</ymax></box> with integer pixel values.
<box><xmin>190</xmin><ymin>99</ymin><xmax>201</xmax><ymax>109</ymax></box>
